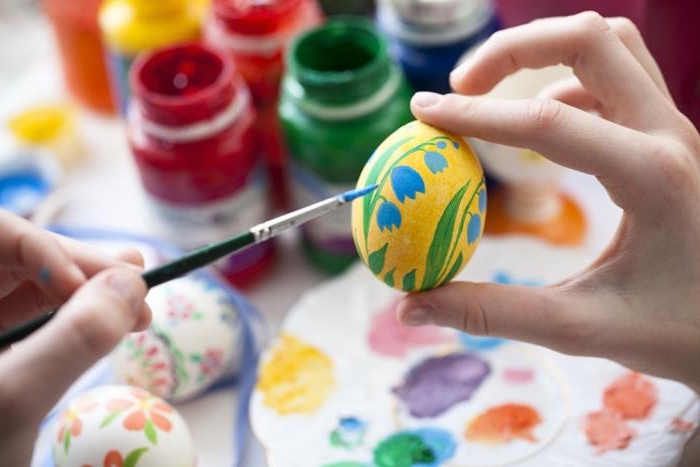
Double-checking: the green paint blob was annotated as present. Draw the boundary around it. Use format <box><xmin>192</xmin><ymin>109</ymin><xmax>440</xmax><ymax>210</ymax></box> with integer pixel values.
<box><xmin>374</xmin><ymin>433</ymin><xmax>436</xmax><ymax>467</ymax></box>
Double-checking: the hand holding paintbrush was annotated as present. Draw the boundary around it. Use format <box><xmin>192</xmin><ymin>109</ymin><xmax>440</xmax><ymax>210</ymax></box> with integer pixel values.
<box><xmin>0</xmin><ymin>184</ymin><xmax>377</xmax><ymax>350</ymax></box>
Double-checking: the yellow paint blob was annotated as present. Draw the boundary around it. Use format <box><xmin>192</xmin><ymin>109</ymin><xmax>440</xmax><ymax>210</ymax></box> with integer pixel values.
<box><xmin>352</xmin><ymin>120</ymin><xmax>485</xmax><ymax>292</ymax></box>
<box><xmin>8</xmin><ymin>104</ymin><xmax>83</xmax><ymax>167</ymax></box>
<box><xmin>257</xmin><ymin>334</ymin><xmax>336</xmax><ymax>415</ymax></box>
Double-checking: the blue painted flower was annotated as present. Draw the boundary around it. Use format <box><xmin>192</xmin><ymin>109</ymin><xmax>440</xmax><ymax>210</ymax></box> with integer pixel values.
<box><xmin>435</xmin><ymin>140</ymin><xmax>447</xmax><ymax>150</ymax></box>
<box><xmin>424</xmin><ymin>151</ymin><xmax>448</xmax><ymax>174</ymax></box>
<box><xmin>391</xmin><ymin>166</ymin><xmax>425</xmax><ymax>203</ymax></box>
<box><xmin>467</xmin><ymin>213</ymin><xmax>481</xmax><ymax>245</ymax></box>
<box><xmin>377</xmin><ymin>201</ymin><xmax>401</xmax><ymax>232</ymax></box>
<box><xmin>477</xmin><ymin>187</ymin><xmax>486</xmax><ymax>213</ymax></box>
<box><xmin>451</xmin><ymin>140</ymin><xmax>460</xmax><ymax>149</ymax></box>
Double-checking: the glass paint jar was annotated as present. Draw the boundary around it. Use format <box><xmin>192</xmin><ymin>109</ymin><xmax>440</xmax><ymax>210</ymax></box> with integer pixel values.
<box><xmin>319</xmin><ymin>0</ymin><xmax>376</xmax><ymax>16</ymax></box>
<box><xmin>281</xmin><ymin>17</ymin><xmax>414</xmax><ymax>274</ymax></box>
<box><xmin>99</xmin><ymin>0</ymin><xmax>201</xmax><ymax>114</ymax></box>
<box><xmin>42</xmin><ymin>0</ymin><xmax>115</xmax><ymax>114</ymax></box>
<box><xmin>377</xmin><ymin>0</ymin><xmax>500</xmax><ymax>93</ymax></box>
<box><xmin>127</xmin><ymin>43</ymin><xmax>274</xmax><ymax>288</ymax></box>
<box><xmin>204</xmin><ymin>0</ymin><xmax>322</xmax><ymax>210</ymax></box>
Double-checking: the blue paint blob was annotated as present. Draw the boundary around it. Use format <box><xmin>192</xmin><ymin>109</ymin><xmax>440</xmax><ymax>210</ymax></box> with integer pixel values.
<box><xmin>330</xmin><ymin>416</ymin><xmax>368</xmax><ymax>449</ymax></box>
<box><xmin>373</xmin><ymin>427</ymin><xmax>456</xmax><ymax>467</ymax></box>
<box><xmin>38</xmin><ymin>267</ymin><xmax>51</xmax><ymax>283</ymax></box>
<box><xmin>493</xmin><ymin>271</ymin><xmax>542</xmax><ymax>287</ymax></box>
<box><xmin>458</xmin><ymin>332</ymin><xmax>505</xmax><ymax>351</ymax></box>
<box><xmin>0</xmin><ymin>169</ymin><xmax>52</xmax><ymax>216</ymax></box>
<box><xmin>413</xmin><ymin>428</ymin><xmax>456</xmax><ymax>465</ymax></box>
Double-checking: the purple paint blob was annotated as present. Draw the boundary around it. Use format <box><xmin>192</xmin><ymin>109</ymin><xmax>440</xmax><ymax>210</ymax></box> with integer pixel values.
<box><xmin>393</xmin><ymin>353</ymin><xmax>490</xmax><ymax>418</ymax></box>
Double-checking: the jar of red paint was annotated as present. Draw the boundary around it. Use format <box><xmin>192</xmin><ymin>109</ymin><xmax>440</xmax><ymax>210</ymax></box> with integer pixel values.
<box><xmin>204</xmin><ymin>0</ymin><xmax>322</xmax><ymax>210</ymax></box>
<box><xmin>127</xmin><ymin>43</ymin><xmax>274</xmax><ymax>288</ymax></box>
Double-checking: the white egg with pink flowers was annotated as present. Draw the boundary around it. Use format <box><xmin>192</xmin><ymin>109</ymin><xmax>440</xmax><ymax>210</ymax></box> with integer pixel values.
<box><xmin>111</xmin><ymin>276</ymin><xmax>243</xmax><ymax>403</ymax></box>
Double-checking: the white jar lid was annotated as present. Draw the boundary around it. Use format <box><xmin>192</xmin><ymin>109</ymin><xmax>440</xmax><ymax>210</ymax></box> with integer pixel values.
<box><xmin>377</xmin><ymin>0</ymin><xmax>495</xmax><ymax>45</ymax></box>
<box><xmin>388</xmin><ymin>0</ymin><xmax>474</xmax><ymax>25</ymax></box>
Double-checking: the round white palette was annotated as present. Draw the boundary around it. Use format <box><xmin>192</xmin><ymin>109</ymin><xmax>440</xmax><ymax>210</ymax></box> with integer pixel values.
<box><xmin>250</xmin><ymin>236</ymin><xmax>699</xmax><ymax>467</ymax></box>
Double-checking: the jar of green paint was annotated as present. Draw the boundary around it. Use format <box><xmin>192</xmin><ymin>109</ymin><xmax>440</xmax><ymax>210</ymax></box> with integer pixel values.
<box><xmin>281</xmin><ymin>16</ymin><xmax>413</xmax><ymax>274</ymax></box>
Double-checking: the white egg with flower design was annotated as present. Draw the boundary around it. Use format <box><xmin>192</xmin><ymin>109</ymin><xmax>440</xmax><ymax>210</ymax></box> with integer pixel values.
<box><xmin>52</xmin><ymin>385</ymin><xmax>196</xmax><ymax>467</ymax></box>
<box><xmin>111</xmin><ymin>276</ymin><xmax>243</xmax><ymax>402</ymax></box>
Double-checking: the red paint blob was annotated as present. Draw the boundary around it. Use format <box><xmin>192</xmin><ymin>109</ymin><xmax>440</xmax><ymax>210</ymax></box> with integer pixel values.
<box><xmin>584</xmin><ymin>409</ymin><xmax>636</xmax><ymax>454</ymax></box>
<box><xmin>603</xmin><ymin>372</ymin><xmax>658</xmax><ymax>419</ymax></box>
<box><xmin>465</xmin><ymin>403</ymin><xmax>542</xmax><ymax>445</ymax></box>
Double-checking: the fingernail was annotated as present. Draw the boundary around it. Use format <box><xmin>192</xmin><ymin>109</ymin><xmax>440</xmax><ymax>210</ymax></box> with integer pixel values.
<box><xmin>450</xmin><ymin>62</ymin><xmax>468</xmax><ymax>83</ymax></box>
<box><xmin>412</xmin><ymin>92</ymin><xmax>441</xmax><ymax>108</ymax></box>
<box><xmin>401</xmin><ymin>306</ymin><xmax>434</xmax><ymax>326</ymax></box>
<box><xmin>106</xmin><ymin>270</ymin><xmax>144</xmax><ymax>315</ymax></box>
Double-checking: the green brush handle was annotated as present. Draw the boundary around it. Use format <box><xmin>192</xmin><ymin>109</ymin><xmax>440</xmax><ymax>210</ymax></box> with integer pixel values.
<box><xmin>0</xmin><ymin>231</ymin><xmax>255</xmax><ymax>350</ymax></box>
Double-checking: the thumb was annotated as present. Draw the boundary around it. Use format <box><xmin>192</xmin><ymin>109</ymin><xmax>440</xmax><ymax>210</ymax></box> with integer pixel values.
<box><xmin>396</xmin><ymin>281</ymin><xmax>593</xmax><ymax>355</ymax></box>
<box><xmin>0</xmin><ymin>267</ymin><xmax>148</xmax><ymax>423</ymax></box>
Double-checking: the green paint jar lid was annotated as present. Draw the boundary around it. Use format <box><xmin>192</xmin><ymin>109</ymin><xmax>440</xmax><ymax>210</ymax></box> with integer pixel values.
<box><xmin>285</xmin><ymin>16</ymin><xmax>398</xmax><ymax>114</ymax></box>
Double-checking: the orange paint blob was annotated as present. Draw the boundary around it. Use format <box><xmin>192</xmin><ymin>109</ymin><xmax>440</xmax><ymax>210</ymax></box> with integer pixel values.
<box><xmin>465</xmin><ymin>403</ymin><xmax>542</xmax><ymax>445</ymax></box>
<box><xmin>584</xmin><ymin>410</ymin><xmax>636</xmax><ymax>454</ymax></box>
<box><xmin>603</xmin><ymin>372</ymin><xmax>658</xmax><ymax>419</ymax></box>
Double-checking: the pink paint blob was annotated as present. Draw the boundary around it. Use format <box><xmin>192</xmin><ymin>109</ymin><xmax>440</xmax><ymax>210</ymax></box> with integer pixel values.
<box><xmin>503</xmin><ymin>367</ymin><xmax>535</xmax><ymax>384</ymax></box>
<box><xmin>670</xmin><ymin>417</ymin><xmax>697</xmax><ymax>433</ymax></box>
<box><xmin>584</xmin><ymin>409</ymin><xmax>636</xmax><ymax>454</ymax></box>
<box><xmin>367</xmin><ymin>299</ymin><xmax>454</xmax><ymax>358</ymax></box>
<box><xmin>603</xmin><ymin>372</ymin><xmax>658</xmax><ymax>420</ymax></box>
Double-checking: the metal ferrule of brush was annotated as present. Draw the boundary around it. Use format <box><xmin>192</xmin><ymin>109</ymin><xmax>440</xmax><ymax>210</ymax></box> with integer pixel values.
<box><xmin>250</xmin><ymin>195</ymin><xmax>346</xmax><ymax>243</ymax></box>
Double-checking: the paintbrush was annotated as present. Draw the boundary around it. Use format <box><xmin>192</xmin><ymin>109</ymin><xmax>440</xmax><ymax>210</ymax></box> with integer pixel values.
<box><xmin>0</xmin><ymin>184</ymin><xmax>377</xmax><ymax>350</ymax></box>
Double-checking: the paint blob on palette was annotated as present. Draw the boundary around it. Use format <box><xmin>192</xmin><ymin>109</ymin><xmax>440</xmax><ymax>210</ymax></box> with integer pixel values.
<box><xmin>393</xmin><ymin>346</ymin><xmax>570</xmax><ymax>466</ymax></box>
<box><xmin>251</xmin><ymin>237</ymin><xmax>700</xmax><ymax>467</ymax></box>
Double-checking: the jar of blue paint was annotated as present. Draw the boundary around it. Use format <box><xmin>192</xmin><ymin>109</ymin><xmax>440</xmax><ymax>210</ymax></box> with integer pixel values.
<box><xmin>377</xmin><ymin>0</ymin><xmax>500</xmax><ymax>93</ymax></box>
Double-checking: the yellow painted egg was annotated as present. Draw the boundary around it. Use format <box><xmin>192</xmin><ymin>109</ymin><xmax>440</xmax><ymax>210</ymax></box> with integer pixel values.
<box><xmin>351</xmin><ymin>120</ymin><xmax>486</xmax><ymax>292</ymax></box>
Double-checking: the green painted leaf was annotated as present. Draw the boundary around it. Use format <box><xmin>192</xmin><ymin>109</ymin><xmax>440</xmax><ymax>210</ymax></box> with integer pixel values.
<box><xmin>124</xmin><ymin>447</ymin><xmax>150</xmax><ymax>467</ymax></box>
<box><xmin>63</xmin><ymin>431</ymin><xmax>70</xmax><ymax>454</ymax></box>
<box><xmin>442</xmin><ymin>253</ymin><xmax>464</xmax><ymax>284</ymax></box>
<box><xmin>421</xmin><ymin>183</ymin><xmax>469</xmax><ymax>290</ymax></box>
<box><xmin>368</xmin><ymin>243</ymin><xmax>388</xmax><ymax>275</ymax></box>
<box><xmin>383</xmin><ymin>268</ymin><xmax>396</xmax><ymax>288</ymax></box>
<box><xmin>362</xmin><ymin>136</ymin><xmax>414</xmax><ymax>239</ymax></box>
<box><xmin>100</xmin><ymin>411</ymin><xmax>121</xmax><ymax>428</ymax></box>
<box><xmin>144</xmin><ymin>419</ymin><xmax>158</xmax><ymax>445</ymax></box>
<box><xmin>403</xmin><ymin>269</ymin><xmax>417</xmax><ymax>291</ymax></box>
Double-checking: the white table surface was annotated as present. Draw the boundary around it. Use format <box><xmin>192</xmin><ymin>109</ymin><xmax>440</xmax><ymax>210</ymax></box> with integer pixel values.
<box><xmin>1</xmin><ymin>11</ymin><xmax>628</xmax><ymax>467</ymax></box>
